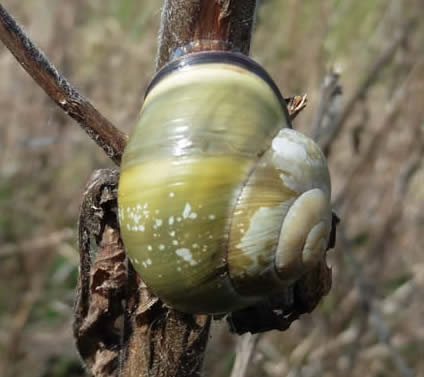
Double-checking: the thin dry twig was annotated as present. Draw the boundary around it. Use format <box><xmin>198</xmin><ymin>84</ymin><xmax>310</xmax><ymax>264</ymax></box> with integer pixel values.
<box><xmin>286</xmin><ymin>95</ymin><xmax>308</xmax><ymax>121</ymax></box>
<box><xmin>0</xmin><ymin>4</ymin><xmax>128</xmax><ymax>165</ymax></box>
<box><xmin>312</xmin><ymin>70</ymin><xmax>342</xmax><ymax>141</ymax></box>
<box><xmin>317</xmin><ymin>20</ymin><xmax>418</xmax><ymax>151</ymax></box>
<box><xmin>230</xmin><ymin>334</ymin><xmax>261</xmax><ymax>377</ymax></box>
<box><xmin>333</xmin><ymin>59</ymin><xmax>423</xmax><ymax>208</ymax></box>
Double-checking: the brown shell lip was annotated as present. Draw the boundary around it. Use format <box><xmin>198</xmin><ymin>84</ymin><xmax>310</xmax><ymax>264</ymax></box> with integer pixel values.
<box><xmin>144</xmin><ymin>50</ymin><xmax>291</xmax><ymax>128</ymax></box>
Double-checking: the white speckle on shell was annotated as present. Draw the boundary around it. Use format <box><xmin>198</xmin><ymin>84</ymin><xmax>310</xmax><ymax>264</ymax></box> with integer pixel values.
<box><xmin>159</xmin><ymin>244</ymin><xmax>165</xmax><ymax>250</ymax></box>
<box><xmin>183</xmin><ymin>203</ymin><xmax>192</xmax><ymax>219</ymax></box>
<box><xmin>133</xmin><ymin>214</ymin><xmax>141</xmax><ymax>224</ymax></box>
<box><xmin>208</xmin><ymin>214</ymin><xmax>216</xmax><ymax>220</ymax></box>
<box><xmin>176</xmin><ymin>248</ymin><xmax>197</xmax><ymax>266</ymax></box>
<box><xmin>169</xmin><ymin>216</ymin><xmax>175</xmax><ymax>225</ymax></box>
<box><xmin>147</xmin><ymin>245</ymin><xmax>153</xmax><ymax>251</ymax></box>
<box><xmin>169</xmin><ymin>192</ymin><xmax>175</xmax><ymax>198</ymax></box>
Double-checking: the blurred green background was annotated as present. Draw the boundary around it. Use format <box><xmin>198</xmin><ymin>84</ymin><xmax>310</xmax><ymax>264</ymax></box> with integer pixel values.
<box><xmin>0</xmin><ymin>1</ymin><xmax>423</xmax><ymax>376</ymax></box>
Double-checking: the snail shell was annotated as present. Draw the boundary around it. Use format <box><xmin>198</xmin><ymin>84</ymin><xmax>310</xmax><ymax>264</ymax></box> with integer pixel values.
<box><xmin>118</xmin><ymin>51</ymin><xmax>331</xmax><ymax>314</ymax></box>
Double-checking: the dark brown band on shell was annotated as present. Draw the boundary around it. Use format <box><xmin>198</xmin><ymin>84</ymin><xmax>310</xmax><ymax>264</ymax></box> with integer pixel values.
<box><xmin>145</xmin><ymin>51</ymin><xmax>291</xmax><ymax>126</ymax></box>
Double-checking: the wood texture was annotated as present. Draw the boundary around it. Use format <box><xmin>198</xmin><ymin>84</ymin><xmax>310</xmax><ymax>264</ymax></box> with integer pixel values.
<box><xmin>157</xmin><ymin>0</ymin><xmax>257</xmax><ymax>69</ymax></box>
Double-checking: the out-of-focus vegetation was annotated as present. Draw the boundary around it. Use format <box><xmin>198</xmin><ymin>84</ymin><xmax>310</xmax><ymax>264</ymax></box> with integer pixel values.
<box><xmin>0</xmin><ymin>1</ymin><xmax>423</xmax><ymax>377</ymax></box>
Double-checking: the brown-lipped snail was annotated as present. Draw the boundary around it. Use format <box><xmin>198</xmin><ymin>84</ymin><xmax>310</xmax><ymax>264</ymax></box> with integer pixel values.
<box><xmin>118</xmin><ymin>51</ymin><xmax>332</xmax><ymax>314</ymax></box>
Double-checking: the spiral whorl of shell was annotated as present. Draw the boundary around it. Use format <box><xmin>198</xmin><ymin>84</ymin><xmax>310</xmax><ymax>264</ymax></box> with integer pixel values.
<box><xmin>228</xmin><ymin>128</ymin><xmax>331</xmax><ymax>296</ymax></box>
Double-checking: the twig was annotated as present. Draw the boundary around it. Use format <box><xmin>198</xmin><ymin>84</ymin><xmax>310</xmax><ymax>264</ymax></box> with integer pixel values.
<box><xmin>311</xmin><ymin>70</ymin><xmax>342</xmax><ymax>141</ymax></box>
<box><xmin>0</xmin><ymin>4</ymin><xmax>128</xmax><ymax>165</ymax></box>
<box><xmin>230</xmin><ymin>334</ymin><xmax>261</xmax><ymax>377</ymax></box>
<box><xmin>317</xmin><ymin>20</ymin><xmax>418</xmax><ymax>151</ymax></box>
<box><xmin>333</xmin><ymin>59</ymin><xmax>423</xmax><ymax>208</ymax></box>
<box><xmin>286</xmin><ymin>95</ymin><xmax>308</xmax><ymax>121</ymax></box>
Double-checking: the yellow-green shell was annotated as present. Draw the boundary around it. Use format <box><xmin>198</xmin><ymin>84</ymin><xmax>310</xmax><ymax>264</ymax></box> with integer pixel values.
<box><xmin>118</xmin><ymin>61</ymin><xmax>331</xmax><ymax>314</ymax></box>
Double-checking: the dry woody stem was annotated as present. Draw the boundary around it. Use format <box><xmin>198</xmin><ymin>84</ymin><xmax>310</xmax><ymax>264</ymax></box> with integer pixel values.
<box><xmin>0</xmin><ymin>4</ymin><xmax>128</xmax><ymax>165</ymax></box>
<box><xmin>157</xmin><ymin>0</ymin><xmax>258</xmax><ymax>69</ymax></box>
<box><xmin>316</xmin><ymin>20</ymin><xmax>418</xmax><ymax>152</ymax></box>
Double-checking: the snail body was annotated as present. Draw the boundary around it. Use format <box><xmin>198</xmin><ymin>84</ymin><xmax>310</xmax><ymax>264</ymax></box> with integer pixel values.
<box><xmin>118</xmin><ymin>52</ymin><xmax>331</xmax><ymax>314</ymax></box>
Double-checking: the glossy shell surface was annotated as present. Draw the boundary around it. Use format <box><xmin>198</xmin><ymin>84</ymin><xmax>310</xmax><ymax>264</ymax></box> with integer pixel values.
<box><xmin>118</xmin><ymin>55</ymin><xmax>330</xmax><ymax>314</ymax></box>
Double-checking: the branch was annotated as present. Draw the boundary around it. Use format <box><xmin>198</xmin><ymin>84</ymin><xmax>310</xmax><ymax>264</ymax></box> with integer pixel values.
<box><xmin>0</xmin><ymin>4</ymin><xmax>128</xmax><ymax>165</ymax></box>
<box><xmin>317</xmin><ymin>20</ymin><xmax>418</xmax><ymax>152</ymax></box>
<box><xmin>230</xmin><ymin>334</ymin><xmax>260</xmax><ymax>377</ymax></box>
<box><xmin>286</xmin><ymin>95</ymin><xmax>308</xmax><ymax>121</ymax></box>
<box><xmin>156</xmin><ymin>0</ymin><xmax>258</xmax><ymax>69</ymax></box>
<box><xmin>311</xmin><ymin>70</ymin><xmax>342</xmax><ymax>141</ymax></box>
<box><xmin>333</xmin><ymin>59</ymin><xmax>423</xmax><ymax>208</ymax></box>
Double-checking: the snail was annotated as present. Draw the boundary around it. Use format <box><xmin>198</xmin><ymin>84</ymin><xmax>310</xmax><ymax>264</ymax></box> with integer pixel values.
<box><xmin>118</xmin><ymin>51</ymin><xmax>332</xmax><ymax>314</ymax></box>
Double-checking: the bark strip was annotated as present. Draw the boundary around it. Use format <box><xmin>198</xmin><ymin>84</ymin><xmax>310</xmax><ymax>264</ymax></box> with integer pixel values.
<box><xmin>157</xmin><ymin>0</ymin><xmax>258</xmax><ymax>69</ymax></box>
